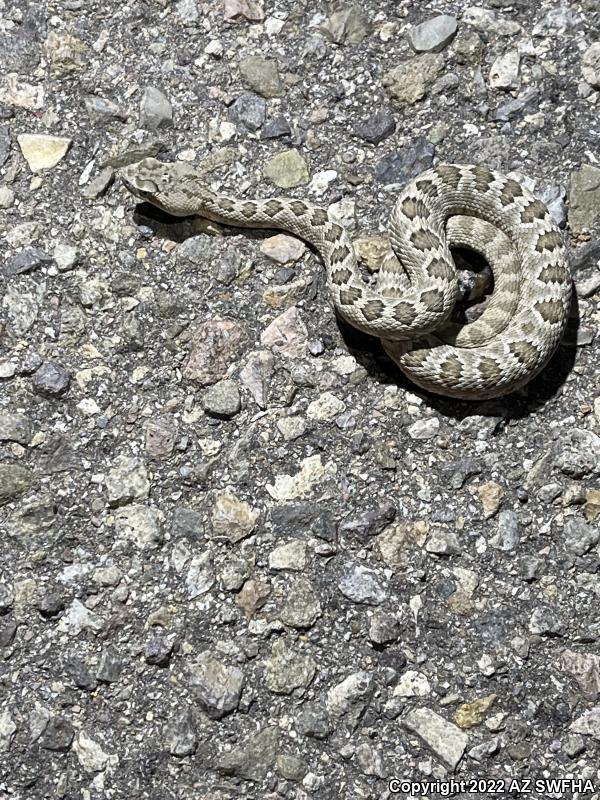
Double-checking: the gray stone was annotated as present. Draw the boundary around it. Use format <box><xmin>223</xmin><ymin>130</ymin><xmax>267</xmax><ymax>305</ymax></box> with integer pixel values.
<box><xmin>368</xmin><ymin>611</ymin><xmax>401</xmax><ymax>646</ymax></box>
<box><xmin>229</xmin><ymin>92</ymin><xmax>266</xmax><ymax>131</ymax></box>
<box><xmin>269</xmin><ymin>539</ymin><xmax>307</xmax><ymax>570</ymax></box>
<box><xmin>217</xmin><ymin>726</ymin><xmax>279</xmax><ymax>782</ymax></box>
<box><xmin>239</xmin><ymin>56</ymin><xmax>283</xmax><ymax>98</ymax></box>
<box><xmin>403</xmin><ymin>707</ymin><xmax>468</xmax><ymax>771</ymax></box>
<box><xmin>31</xmin><ymin>362</ymin><xmax>70</xmax><ymax>397</ymax></box>
<box><xmin>555</xmin><ymin>429</ymin><xmax>600</xmax><ymax>478</ymax></box>
<box><xmin>355</xmin><ymin>741</ymin><xmax>386</xmax><ymax>778</ymax></box>
<box><xmin>3</xmin><ymin>285</ymin><xmax>39</xmax><ymax>336</ymax></box>
<box><xmin>40</xmin><ymin>717</ymin><xmax>75</xmax><ymax>752</ymax></box>
<box><xmin>84</xmin><ymin>95</ymin><xmax>127</xmax><ymax>122</ymax></box>
<box><xmin>569</xmin><ymin>165</ymin><xmax>600</xmax><ymax>232</ymax></box>
<box><xmin>489</xmin><ymin>50</ymin><xmax>521</xmax><ymax>90</ymax></box>
<box><xmin>114</xmin><ymin>504</ymin><xmax>162</xmax><ymax>549</ymax></box>
<box><xmin>261</xmin><ymin>115</ymin><xmax>291</xmax><ymax>139</ymax></box>
<box><xmin>279</xmin><ymin>576</ymin><xmax>321</xmax><ymax>628</ymax></box>
<box><xmin>19</xmin><ymin>352</ymin><xmax>43</xmax><ymax>375</ymax></box>
<box><xmin>463</xmin><ymin>6</ymin><xmax>521</xmax><ymax>36</ymax></box>
<box><xmin>339</xmin><ymin>501</ymin><xmax>396</xmax><ymax>538</ymax></box>
<box><xmin>570</xmin><ymin>239</ymin><xmax>600</xmax><ymax>272</ymax></box>
<box><xmin>339</xmin><ymin>564</ymin><xmax>386</xmax><ymax>605</ymax></box>
<box><xmin>407</xmin><ymin>416</ymin><xmax>440</xmax><ymax>440</ymax></box>
<box><xmin>276</xmin><ymin>753</ymin><xmax>308</xmax><ymax>781</ymax></box>
<box><xmin>139</xmin><ymin>86</ymin><xmax>173</xmax><ymax>131</ymax></box>
<box><xmin>559</xmin><ymin>649</ymin><xmax>600</xmax><ymax>700</ymax></box>
<box><xmin>383</xmin><ymin>54</ymin><xmax>444</xmax><ymax>106</ymax></box>
<box><xmin>185</xmin><ymin>552</ymin><xmax>215</xmax><ymax>598</ymax></box>
<box><xmin>563</xmin><ymin>734</ymin><xmax>586</xmax><ymax>759</ymax></box>
<box><xmin>430</xmin><ymin>71</ymin><xmax>460</xmax><ymax>96</ymax></box>
<box><xmin>58</xmin><ymin>599</ymin><xmax>104</xmax><ymax>636</ymax></box>
<box><xmin>171</xmin><ymin>506</ymin><xmax>204</xmax><ymax>541</ymax></box>
<box><xmin>408</xmin><ymin>15</ymin><xmax>458</xmax><ymax>53</ymax></box>
<box><xmin>264</xmin><ymin>638</ymin><xmax>317</xmax><ymax>694</ymax></box>
<box><xmin>444</xmin><ymin>457</ymin><xmax>482</xmax><ymax>489</ymax></box>
<box><xmin>533</xmin><ymin>6</ymin><xmax>581</xmax><ymax>34</ymax></box>
<box><xmin>223</xmin><ymin>0</ymin><xmax>265</xmax><ymax>22</ymax></box>
<box><xmin>468</xmin><ymin>737</ymin><xmax>501</xmax><ymax>761</ymax></box>
<box><xmin>295</xmin><ymin>703</ymin><xmax>331</xmax><ymax>739</ymax></box>
<box><xmin>452</xmin><ymin>30</ymin><xmax>484</xmax><ymax>64</ymax></box>
<box><xmin>53</xmin><ymin>242</ymin><xmax>78</xmax><ymax>272</ymax></box>
<box><xmin>0</xmin><ymin>463</ymin><xmax>34</xmax><ymax>505</ymax></box>
<box><xmin>326</xmin><ymin>671</ymin><xmax>374</xmax><ymax>731</ymax></box>
<box><xmin>320</xmin><ymin>6</ymin><xmax>370</xmax><ymax>45</ymax></box>
<box><xmin>184</xmin><ymin>318</ymin><xmax>247</xmax><ymax>385</ymax></box>
<box><xmin>0</xmin><ymin>412</ymin><xmax>31</xmax><ymax>445</ymax></box>
<box><xmin>72</xmin><ymin>731</ymin><xmax>112</xmax><ymax>772</ymax></box>
<box><xmin>582</xmin><ymin>42</ymin><xmax>600</xmax><ymax>89</ymax></box>
<box><xmin>0</xmin><ymin>126</ymin><xmax>10</xmax><ymax>167</ymax></box>
<box><xmin>426</xmin><ymin>528</ymin><xmax>461</xmax><ymax>555</ymax></box>
<box><xmin>263</xmin><ymin>149</ymin><xmax>310</xmax><ymax>189</ymax></box>
<box><xmin>81</xmin><ymin>167</ymin><xmax>114</xmax><ymax>199</ymax></box>
<box><xmin>0</xmin><ymin>186</ymin><xmax>14</xmax><ymax>208</ymax></box>
<box><xmin>564</xmin><ymin>519</ymin><xmax>599</xmax><ymax>556</ymax></box>
<box><xmin>102</xmin><ymin>140</ymin><xmax>163</xmax><ymax>169</ymax></box>
<box><xmin>65</xmin><ymin>656</ymin><xmax>97</xmax><ymax>691</ymax></box>
<box><xmin>490</xmin><ymin>88</ymin><xmax>539</xmax><ymax>122</ymax></box>
<box><xmin>188</xmin><ymin>652</ymin><xmax>244</xmax><ymax>719</ymax></box>
<box><xmin>0</xmin><ymin>584</ymin><xmax>14</xmax><ymax>613</ymax></box>
<box><xmin>520</xmin><ymin>555</ymin><xmax>544</xmax><ymax>582</ymax></box>
<box><xmin>354</xmin><ymin>108</ymin><xmax>396</xmax><ymax>144</ymax></box>
<box><xmin>0</xmin><ymin>620</ymin><xmax>17</xmax><ymax>648</ymax></box>
<box><xmin>3</xmin><ymin>247</ymin><xmax>52</xmax><ymax>276</ymax></box>
<box><xmin>220</xmin><ymin>553</ymin><xmax>254</xmax><ymax>591</ymax></box>
<box><xmin>576</xmin><ymin>271</ymin><xmax>600</xmax><ymax>298</ymax></box>
<box><xmin>164</xmin><ymin>710</ymin><xmax>197</xmax><ymax>756</ymax></box>
<box><xmin>105</xmin><ymin>455</ymin><xmax>149</xmax><ymax>507</ymax></box>
<box><xmin>96</xmin><ymin>647</ymin><xmax>123</xmax><ymax>682</ymax></box>
<box><xmin>489</xmin><ymin>510</ymin><xmax>521</xmax><ymax>552</ymax></box>
<box><xmin>538</xmin><ymin>185</ymin><xmax>567</xmax><ymax>228</ymax></box>
<box><xmin>145</xmin><ymin>634</ymin><xmax>176</xmax><ymax>666</ymax></box>
<box><xmin>529</xmin><ymin>605</ymin><xmax>563</xmax><ymax>635</ymax></box>
<box><xmin>240</xmin><ymin>350</ymin><xmax>276</xmax><ymax>409</ymax></box>
<box><xmin>375</xmin><ymin>138</ymin><xmax>435</xmax><ymax>186</ymax></box>
<box><xmin>570</xmin><ymin>706</ymin><xmax>600</xmax><ymax>740</ymax></box>
<box><xmin>0</xmin><ymin>711</ymin><xmax>17</xmax><ymax>753</ymax></box>
<box><xmin>202</xmin><ymin>379</ymin><xmax>241</xmax><ymax>418</ymax></box>
<box><xmin>175</xmin><ymin>0</ymin><xmax>198</xmax><ymax>23</ymax></box>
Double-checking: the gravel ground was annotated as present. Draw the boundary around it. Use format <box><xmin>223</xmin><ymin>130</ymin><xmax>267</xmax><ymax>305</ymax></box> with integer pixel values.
<box><xmin>1</xmin><ymin>0</ymin><xmax>600</xmax><ymax>798</ymax></box>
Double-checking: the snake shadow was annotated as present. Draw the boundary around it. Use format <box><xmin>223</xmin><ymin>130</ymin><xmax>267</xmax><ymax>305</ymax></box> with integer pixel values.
<box><xmin>131</xmin><ymin>202</ymin><xmax>293</xmax><ymax>245</ymax></box>
<box><xmin>340</xmin><ymin>287</ymin><xmax>579</xmax><ymax>423</ymax></box>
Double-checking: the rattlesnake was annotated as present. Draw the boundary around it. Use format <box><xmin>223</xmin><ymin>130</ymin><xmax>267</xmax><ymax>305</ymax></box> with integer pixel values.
<box><xmin>122</xmin><ymin>158</ymin><xmax>571</xmax><ymax>400</ymax></box>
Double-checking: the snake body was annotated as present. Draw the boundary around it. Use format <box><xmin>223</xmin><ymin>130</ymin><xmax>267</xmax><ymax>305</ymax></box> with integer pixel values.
<box><xmin>122</xmin><ymin>158</ymin><xmax>571</xmax><ymax>400</ymax></box>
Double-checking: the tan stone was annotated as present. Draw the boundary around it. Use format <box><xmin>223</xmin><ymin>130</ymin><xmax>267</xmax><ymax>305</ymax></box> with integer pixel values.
<box><xmin>377</xmin><ymin>520</ymin><xmax>429</xmax><ymax>569</ymax></box>
<box><xmin>478</xmin><ymin>480</ymin><xmax>504</xmax><ymax>519</ymax></box>
<box><xmin>383</xmin><ymin>54</ymin><xmax>444</xmax><ymax>106</ymax></box>
<box><xmin>17</xmin><ymin>134</ymin><xmax>71</xmax><ymax>172</ymax></box>
<box><xmin>454</xmin><ymin>694</ymin><xmax>497</xmax><ymax>729</ymax></box>
<box><xmin>585</xmin><ymin>489</ymin><xmax>600</xmax><ymax>522</ymax></box>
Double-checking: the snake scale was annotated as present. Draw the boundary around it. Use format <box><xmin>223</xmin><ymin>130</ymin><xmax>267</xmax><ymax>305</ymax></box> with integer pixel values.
<box><xmin>122</xmin><ymin>158</ymin><xmax>571</xmax><ymax>400</ymax></box>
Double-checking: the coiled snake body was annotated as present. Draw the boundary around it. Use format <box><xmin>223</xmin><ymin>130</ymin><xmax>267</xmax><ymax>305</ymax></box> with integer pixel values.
<box><xmin>122</xmin><ymin>159</ymin><xmax>571</xmax><ymax>400</ymax></box>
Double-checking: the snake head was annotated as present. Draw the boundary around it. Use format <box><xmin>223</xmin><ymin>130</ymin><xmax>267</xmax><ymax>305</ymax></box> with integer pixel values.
<box><xmin>121</xmin><ymin>157</ymin><xmax>204</xmax><ymax>216</ymax></box>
